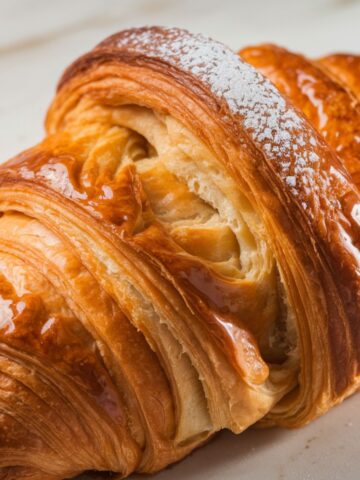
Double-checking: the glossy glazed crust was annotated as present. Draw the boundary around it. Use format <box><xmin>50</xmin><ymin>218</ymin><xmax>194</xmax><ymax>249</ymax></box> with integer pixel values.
<box><xmin>0</xmin><ymin>27</ymin><xmax>359</xmax><ymax>479</ymax></box>
<box><xmin>319</xmin><ymin>54</ymin><xmax>360</xmax><ymax>101</ymax></box>
<box><xmin>240</xmin><ymin>44</ymin><xmax>360</xmax><ymax>186</ymax></box>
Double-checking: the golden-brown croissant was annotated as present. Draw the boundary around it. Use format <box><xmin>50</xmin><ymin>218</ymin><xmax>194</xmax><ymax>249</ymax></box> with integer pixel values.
<box><xmin>0</xmin><ymin>26</ymin><xmax>359</xmax><ymax>479</ymax></box>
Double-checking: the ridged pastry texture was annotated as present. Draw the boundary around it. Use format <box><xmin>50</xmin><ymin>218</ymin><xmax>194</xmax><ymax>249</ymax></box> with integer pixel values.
<box><xmin>0</xmin><ymin>27</ymin><xmax>359</xmax><ymax>479</ymax></box>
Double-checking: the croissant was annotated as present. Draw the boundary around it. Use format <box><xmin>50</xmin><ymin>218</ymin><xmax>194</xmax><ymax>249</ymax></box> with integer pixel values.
<box><xmin>0</xmin><ymin>26</ymin><xmax>359</xmax><ymax>479</ymax></box>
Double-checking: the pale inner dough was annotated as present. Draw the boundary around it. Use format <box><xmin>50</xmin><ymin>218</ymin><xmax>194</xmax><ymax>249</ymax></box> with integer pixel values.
<box><xmin>98</xmin><ymin>104</ymin><xmax>299</xmax><ymax>361</ymax></box>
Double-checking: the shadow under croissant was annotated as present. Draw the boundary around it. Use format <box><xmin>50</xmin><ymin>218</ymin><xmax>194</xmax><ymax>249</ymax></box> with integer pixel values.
<box><xmin>77</xmin><ymin>427</ymin><xmax>288</xmax><ymax>479</ymax></box>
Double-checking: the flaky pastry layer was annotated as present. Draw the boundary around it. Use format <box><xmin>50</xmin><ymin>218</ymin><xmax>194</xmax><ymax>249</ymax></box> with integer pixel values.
<box><xmin>0</xmin><ymin>27</ymin><xmax>359</xmax><ymax>479</ymax></box>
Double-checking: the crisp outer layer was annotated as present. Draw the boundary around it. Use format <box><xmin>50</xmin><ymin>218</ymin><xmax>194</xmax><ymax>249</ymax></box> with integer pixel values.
<box><xmin>240</xmin><ymin>44</ymin><xmax>360</xmax><ymax>186</ymax></box>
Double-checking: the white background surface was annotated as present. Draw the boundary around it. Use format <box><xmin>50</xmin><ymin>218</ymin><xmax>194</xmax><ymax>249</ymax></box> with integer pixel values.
<box><xmin>0</xmin><ymin>1</ymin><xmax>360</xmax><ymax>479</ymax></box>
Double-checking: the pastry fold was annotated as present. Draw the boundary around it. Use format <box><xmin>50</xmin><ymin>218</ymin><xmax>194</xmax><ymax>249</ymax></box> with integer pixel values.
<box><xmin>0</xmin><ymin>27</ymin><xmax>359</xmax><ymax>479</ymax></box>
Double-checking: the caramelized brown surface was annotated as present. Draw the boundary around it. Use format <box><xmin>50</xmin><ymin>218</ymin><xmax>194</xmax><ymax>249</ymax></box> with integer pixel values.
<box><xmin>240</xmin><ymin>45</ymin><xmax>360</xmax><ymax>185</ymax></box>
<box><xmin>319</xmin><ymin>54</ymin><xmax>360</xmax><ymax>101</ymax></box>
<box><xmin>0</xmin><ymin>27</ymin><xmax>359</xmax><ymax>479</ymax></box>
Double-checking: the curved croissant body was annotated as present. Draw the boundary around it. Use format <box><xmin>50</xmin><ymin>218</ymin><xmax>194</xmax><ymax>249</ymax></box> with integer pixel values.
<box><xmin>0</xmin><ymin>27</ymin><xmax>359</xmax><ymax>479</ymax></box>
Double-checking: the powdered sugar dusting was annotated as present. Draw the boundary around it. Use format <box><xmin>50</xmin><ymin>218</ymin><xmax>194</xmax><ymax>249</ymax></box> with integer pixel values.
<box><xmin>112</xmin><ymin>27</ymin><xmax>331</xmax><ymax>206</ymax></box>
